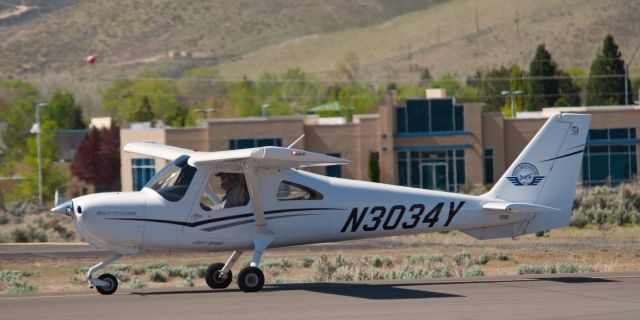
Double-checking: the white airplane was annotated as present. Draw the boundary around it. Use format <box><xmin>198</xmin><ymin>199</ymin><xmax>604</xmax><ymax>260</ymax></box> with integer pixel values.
<box><xmin>53</xmin><ymin>113</ymin><xmax>590</xmax><ymax>294</ymax></box>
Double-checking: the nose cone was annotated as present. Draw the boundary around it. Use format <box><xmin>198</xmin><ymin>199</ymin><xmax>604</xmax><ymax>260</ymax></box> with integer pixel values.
<box><xmin>51</xmin><ymin>200</ymin><xmax>73</xmax><ymax>217</ymax></box>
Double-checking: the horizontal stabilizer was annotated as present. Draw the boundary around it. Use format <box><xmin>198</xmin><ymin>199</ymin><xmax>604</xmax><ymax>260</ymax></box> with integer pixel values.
<box><xmin>124</xmin><ymin>142</ymin><xmax>193</xmax><ymax>161</ymax></box>
<box><xmin>482</xmin><ymin>202</ymin><xmax>561</xmax><ymax>214</ymax></box>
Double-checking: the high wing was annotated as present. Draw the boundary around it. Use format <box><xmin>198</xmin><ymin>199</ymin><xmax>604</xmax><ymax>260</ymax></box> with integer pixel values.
<box><xmin>188</xmin><ymin>146</ymin><xmax>351</xmax><ymax>169</ymax></box>
<box><xmin>124</xmin><ymin>143</ymin><xmax>350</xmax><ymax>170</ymax></box>
<box><xmin>123</xmin><ymin>142</ymin><xmax>194</xmax><ymax>161</ymax></box>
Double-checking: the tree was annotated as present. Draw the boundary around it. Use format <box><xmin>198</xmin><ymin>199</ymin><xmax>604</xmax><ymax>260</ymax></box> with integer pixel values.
<box><xmin>15</xmin><ymin>120</ymin><xmax>67</xmax><ymax>203</ymax></box>
<box><xmin>102</xmin><ymin>72</ymin><xmax>184</xmax><ymax>125</ymax></box>
<box><xmin>0</xmin><ymin>81</ymin><xmax>42</xmax><ymax>161</ymax></box>
<box><xmin>70</xmin><ymin>121</ymin><xmax>121</xmax><ymax>191</ymax></box>
<box><xmin>368</xmin><ymin>151</ymin><xmax>380</xmax><ymax>183</ymax></box>
<box><xmin>555</xmin><ymin>70</ymin><xmax>581</xmax><ymax>106</ymax></box>
<box><xmin>501</xmin><ymin>65</ymin><xmax>528</xmax><ymax>116</ymax></box>
<box><xmin>529</xmin><ymin>44</ymin><xmax>559</xmax><ymax>110</ymax></box>
<box><xmin>42</xmin><ymin>90</ymin><xmax>86</xmax><ymax>130</ymax></box>
<box><xmin>467</xmin><ymin>66</ymin><xmax>512</xmax><ymax>112</ymax></box>
<box><xmin>586</xmin><ymin>34</ymin><xmax>630</xmax><ymax>105</ymax></box>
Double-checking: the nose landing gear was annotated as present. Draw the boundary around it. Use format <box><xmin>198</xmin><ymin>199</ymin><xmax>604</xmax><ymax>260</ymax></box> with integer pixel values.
<box><xmin>87</xmin><ymin>254</ymin><xmax>122</xmax><ymax>295</ymax></box>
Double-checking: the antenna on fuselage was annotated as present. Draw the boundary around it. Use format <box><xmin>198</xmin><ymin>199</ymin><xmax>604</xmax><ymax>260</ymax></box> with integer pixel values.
<box><xmin>286</xmin><ymin>134</ymin><xmax>305</xmax><ymax>149</ymax></box>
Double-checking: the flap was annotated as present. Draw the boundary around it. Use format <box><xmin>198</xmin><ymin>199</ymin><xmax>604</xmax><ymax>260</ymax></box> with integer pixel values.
<box><xmin>124</xmin><ymin>142</ymin><xmax>194</xmax><ymax>161</ymax></box>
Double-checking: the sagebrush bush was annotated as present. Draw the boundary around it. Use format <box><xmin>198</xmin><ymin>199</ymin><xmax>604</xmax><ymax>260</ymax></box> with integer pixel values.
<box><xmin>477</xmin><ymin>253</ymin><xmax>490</xmax><ymax>265</ymax></box>
<box><xmin>10</xmin><ymin>225</ymin><xmax>47</xmax><ymax>242</ymax></box>
<box><xmin>127</xmin><ymin>277</ymin><xmax>145</xmax><ymax>289</ymax></box>
<box><xmin>572</xmin><ymin>183</ymin><xmax>640</xmax><ymax>227</ymax></box>
<box><xmin>464</xmin><ymin>267</ymin><xmax>484</xmax><ymax>277</ymax></box>
<box><xmin>148</xmin><ymin>270</ymin><xmax>167</xmax><ymax>282</ymax></box>
<box><xmin>4</xmin><ymin>280</ymin><xmax>38</xmax><ymax>294</ymax></box>
<box><xmin>299</xmin><ymin>257</ymin><xmax>315</xmax><ymax>268</ymax></box>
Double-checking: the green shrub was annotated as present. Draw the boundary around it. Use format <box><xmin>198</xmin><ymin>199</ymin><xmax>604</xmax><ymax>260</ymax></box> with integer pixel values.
<box><xmin>262</xmin><ymin>258</ymin><xmax>293</xmax><ymax>269</ymax></box>
<box><xmin>182</xmin><ymin>277</ymin><xmax>195</xmax><ymax>287</ymax></box>
<box><xmin>427</xmin><ymin>266</ymin><xmax>452</xmax><ymax>278</ymax></box>
<box><xmin>314</xmin><ymin>255</ymin><xmax>336</xmax><ymax>281</ymax></box>
<box><xmin>127</xmin><ymin>277</ymin><xmax>145</xmax><ymax>289</ymax></box>
<box><xmin>464</xmin><ymin>267</ymin><xmax>484</xmax><ymax>277</ymax></box>
<box><xmin>299</xmin><ymin>257</ymin><xmax>315</xmax><ymax>268</ymax></box>
<box><xmin>497</xmin><ymin>252</ymin><xmax>510</xmax><ymax>261</ymax></box>
<box><xmin>477</xmin><ymin>253</ymin><xmax>490</xmax><ymax>265</ymax></box>
<box><xmin>369</xmin><ymin>255</ymin><xmax>393</xmax><ymax>268</ymax></box>
<box><xmin>335</xmin><ymin>254</ymin><xmax>350</xmax><ymax>268</ymax></box>
<box><xmin>427</xmin><ymin>254</ymin><xmax>444</xmax><ymax>263</ymax></box>
<box><xmin>0</xmin><ymin>213</ymin><xmax>10</xmax><ymax>225</ymax></box>
<box><xmin>10</xmin><ymin>225</ymin><xmax>47</xmax><ymax>242</ymax></box>
<box><xmin>148</xmin><ymin>270</ymin><xmax>167</xmax><ymax>282</ymax></box>
<box><xmin>4</xmin><ymin>280</ymin><xmax>38</xmax><ymax>294</ymax></box>
<box><xmin>144</xmin><ymin>262</ymin><xmax>169</xmax><ymax>270</ymax></box>
<box><xmin>407</xmin><ymin>254</ymin><xmax>427</xmax><ymax>264</ymax></box>
<box><xmin>0</xmin><ymin>270</ymin><xmax>23</xmax><ymax>282</ymax></box>
<box><xmin>517</xmin><ymin>264</ymin><xmax>545</xmax><ymax>275</ymax></box>
<box><xmin>0</xmin><ymin>232</ymin><xmax>9</xmax><ymax>243</ymax></box>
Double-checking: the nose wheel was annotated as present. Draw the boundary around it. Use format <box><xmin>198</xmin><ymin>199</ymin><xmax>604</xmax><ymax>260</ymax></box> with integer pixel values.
<box><xmin>95</xmin><ymin>273</ymin><xmax>118</xmax><ymax>295</ymax></box>
<box><xmin>237</xmin><ymin>267</ymin><xmax>264</xmax><ymax>292</ymax></box>
<box><xmin>205</xmin><ymin>263</ymin><xmax>232</xmax><ymax>289</ymax></box>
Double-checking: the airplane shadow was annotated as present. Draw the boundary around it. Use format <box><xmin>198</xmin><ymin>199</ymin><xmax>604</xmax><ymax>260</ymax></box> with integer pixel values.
<box><xmin>131</xmin><ymin>282</ymin><xmax>461</xmax><ymax>300</ymax></box>
<box><xmin>130</xmin><ymin>276</ymin><xmax>615</xmax><ymax>300</ymax></box>
<box><xmin>264</xmin><ymin>282</ymin><xmax>461</xmax><ymax>300</ymax></box>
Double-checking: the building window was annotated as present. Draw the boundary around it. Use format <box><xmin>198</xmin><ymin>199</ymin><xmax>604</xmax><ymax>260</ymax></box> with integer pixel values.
<box><xmin>396</xmin><ymin>149</ymin><xmax>465</xmax><ymax>192</ymax></box>
<box><xmin>395</xmin><ymin>99</ymin><xmax>464</xmax><ymax>133</ymax></box>
<box><xmin>132</xmin><ymin>158</ymin><xmax>155</xmax><ymax>191</ymax></box>
<box><xmin>326</xmin><ymin>153</ymin><xmax>342</xmax><ymax>178</ymax></box>
<box><xmin>484</xmin><ymin>148</ymin><xmax>494</xmax><ymax>184</ymax></box>
<box><xmin>582</xmin><ymin>128</ymin><xmax>638</xmax><ymax>186</ymax></box>
<box><xmin>229</xmin><ymin>138</ymin><xmax>282</xmax><ymax>150</ymax></box>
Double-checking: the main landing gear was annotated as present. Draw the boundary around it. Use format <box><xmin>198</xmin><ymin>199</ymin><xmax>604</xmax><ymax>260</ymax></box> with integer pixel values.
<box><xmin>205</xmin><ymin>247</ymin><xmax>267</xmax><ymax>292</ymax></box>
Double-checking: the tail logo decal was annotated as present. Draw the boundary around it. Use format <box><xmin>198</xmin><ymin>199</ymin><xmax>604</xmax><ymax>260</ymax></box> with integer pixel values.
<box><xmin>506</xmin><ymin>162</ymin><xmax>545</xmax><ymax>186</ymax></box>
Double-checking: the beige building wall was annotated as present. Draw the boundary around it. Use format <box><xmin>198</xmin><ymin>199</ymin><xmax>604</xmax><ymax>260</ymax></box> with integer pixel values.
<box><xmin>481</xmin><ymin>113</ymin><xmax>505</xmax><ymax>182</ymax></box>
<box><xmin>304</xmin><ymin>123</ymin><xmax>359</xmax><ymax>179</ymax></box>
<box><xmin>461</xmin><ymin>103</ymin><xmax>484</xmax><ymax>185</ymax></box>
<box><xmin>206</xmin><ymin>116</ymin><xmax>305</xmax><ymax>151</ymax></box>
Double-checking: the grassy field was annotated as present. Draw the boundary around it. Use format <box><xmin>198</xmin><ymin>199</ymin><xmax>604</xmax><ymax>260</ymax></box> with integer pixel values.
<box><xmin>2</xmin><ymin>226</ymin><xmax>639</xmax><ymax>294</ymax></box>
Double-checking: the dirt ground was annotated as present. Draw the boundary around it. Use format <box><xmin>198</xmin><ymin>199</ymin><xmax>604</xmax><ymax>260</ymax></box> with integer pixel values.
<box><xmin>2</xmin><ymin>226</ymin><xmax>639</xmax><ymax>294</ymax></box>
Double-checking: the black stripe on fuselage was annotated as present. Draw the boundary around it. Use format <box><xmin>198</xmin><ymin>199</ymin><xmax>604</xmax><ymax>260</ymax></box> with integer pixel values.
<box><xmin>105</xmin><ymin>207</ymin><xmax>343</xmax><ymax>228</ymax></box>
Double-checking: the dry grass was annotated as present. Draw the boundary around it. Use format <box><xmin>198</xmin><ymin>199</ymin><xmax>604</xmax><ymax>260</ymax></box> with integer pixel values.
<box><xmin>2</xmin><ymin>226</ymin><xmax>639</xmax><ymax>294</ymax></box>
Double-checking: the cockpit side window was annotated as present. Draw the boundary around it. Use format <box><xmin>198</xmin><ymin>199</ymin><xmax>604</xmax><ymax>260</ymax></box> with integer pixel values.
<box><xmin>198</xmin><ymin>172</ymin><xmax>250</xmax><ymax>211</ymax></box>
<box><xmin>277</xmin><ymin>181</ymin><xmax>323</xmax><ymax>201</ymax></box>
<box><xmin>145</xmin><ymin>155</ymin><xmax>196</xmax><ymax>202</ymax></box>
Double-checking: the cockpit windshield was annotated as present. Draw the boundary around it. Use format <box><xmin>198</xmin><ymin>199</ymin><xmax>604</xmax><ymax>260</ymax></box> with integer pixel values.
<box><xmin>144</xmin><ymin>155</ymin><xmax>197</xmax><ymax>202</ymax></box>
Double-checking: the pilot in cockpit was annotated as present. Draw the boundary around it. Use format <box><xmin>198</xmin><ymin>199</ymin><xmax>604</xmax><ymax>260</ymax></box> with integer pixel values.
<box><xmin>216</xmin><ymin>172</ymin><xmax>250</xmax><ymax>208</ymax></box>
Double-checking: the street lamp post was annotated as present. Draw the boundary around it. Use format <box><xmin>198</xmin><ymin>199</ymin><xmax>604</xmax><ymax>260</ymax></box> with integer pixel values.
<box><xmin>501</xmin><ymin>90</ymin><xmax>523</xmax><ymax>118</ymax></box>
<box><xmin>35</xmin><ymin>103</ymin><xmax>47</xmax><ymax>207</ymax></box>
<box><xmin>193</xmin><ymin>108</ymin><xmax>215</xmax><ymax>126</ymax></box>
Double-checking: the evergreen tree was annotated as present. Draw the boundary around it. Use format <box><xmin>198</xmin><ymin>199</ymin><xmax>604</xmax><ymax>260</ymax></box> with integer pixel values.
<box><xmin>43</xmin><ymin>90</ymin><xmax>86</xmax><ymax>130</ymax></box>
<box><xmin>466</xmin><ymin>66</ymin><xmax>511</xmax><ymax>112</ymax></box>
<box><xmin>529</xmin><ymin>44</ymin><xmax>559</xmax><ymax>110</ymax></box>
<box><xmin>586</xmin><ymin>34</ymin><xmax>630</xmax><ymax>105</ymax></box>
<box><xmin>555</xmin><ymin>70</ymin><xmax>582</xmax><ymax>106</ymax></box>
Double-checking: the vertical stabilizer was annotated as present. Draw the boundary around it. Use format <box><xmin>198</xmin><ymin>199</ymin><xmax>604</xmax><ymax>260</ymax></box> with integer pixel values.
<box><xmin>484</xmin><ymin>113</ymin><xmax>591</xmax><ymax>232</ymax></box>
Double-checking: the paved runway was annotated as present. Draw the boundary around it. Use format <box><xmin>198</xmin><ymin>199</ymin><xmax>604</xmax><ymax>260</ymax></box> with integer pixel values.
<box><xmin>2</xmin><ymin>273</ymin><xmax>639</xmax><ymax>320</ymax></box>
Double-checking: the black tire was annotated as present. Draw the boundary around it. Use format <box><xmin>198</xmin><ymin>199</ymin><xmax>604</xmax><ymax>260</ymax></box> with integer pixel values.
<box><xmin>237</xmin><ymin>267</ymin><xmax>264</xmax><ymax>292</ymax></box>
<box><xmin>95</xmin><ymin>273</ymin><xmax>118</xmax><ymax>295</ymax></box>
<box><xmin>205</xmin><ymin>263</ymin><xmax>232</xmax><ymax>289</ymax></box>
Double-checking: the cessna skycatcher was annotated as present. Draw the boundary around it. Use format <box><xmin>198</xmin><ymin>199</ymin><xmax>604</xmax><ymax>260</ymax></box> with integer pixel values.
<box><xmin>52</xmin><ymin>113</ymin><xmax>590</xmax><ymax>294</ymax></box>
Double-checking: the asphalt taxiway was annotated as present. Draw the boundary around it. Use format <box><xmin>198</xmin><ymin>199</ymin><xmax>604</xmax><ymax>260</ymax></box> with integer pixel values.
<box><xmin>1</xmin><ymin>273</ymin><xmax>639</xmax><ymax>320</ymax></box>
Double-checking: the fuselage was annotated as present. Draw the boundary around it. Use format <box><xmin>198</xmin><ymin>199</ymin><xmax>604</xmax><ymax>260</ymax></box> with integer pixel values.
<box><xmin>69</xmin><ymin>168</ymin><xmax>515</xmax><ymax>255</ymax></box>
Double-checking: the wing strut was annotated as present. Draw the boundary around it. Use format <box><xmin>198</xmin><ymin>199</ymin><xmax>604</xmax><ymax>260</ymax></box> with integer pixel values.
<box><xmin>242</xmin><ymin>160</ymin><xmax>275</xmax><ymax>267</ymax></box>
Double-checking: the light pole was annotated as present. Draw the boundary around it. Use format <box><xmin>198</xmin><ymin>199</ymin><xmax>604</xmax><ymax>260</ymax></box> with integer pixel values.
<box><xmin>501</xmin><ymin>90</ymin><xmax>523</xmax><ymax>118</ymax></box>
<box><xmin>261</xmin><ymin>104</ymin><xmax>270</xmax><ymax>118</ymax></box>
<box><xmin>35</xmin><ymin>103</ymin><xmax>47</xmax><ymax>207</ymax></box>
<box><xmin>624</xmin><ymin>44</ymin><xmax>639</xmax><ymax>105</ymax></box>
<box><xmin>193</xmin><ymin>108</ymin><xmax>215</xmax><ymax>126</ymax></box>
